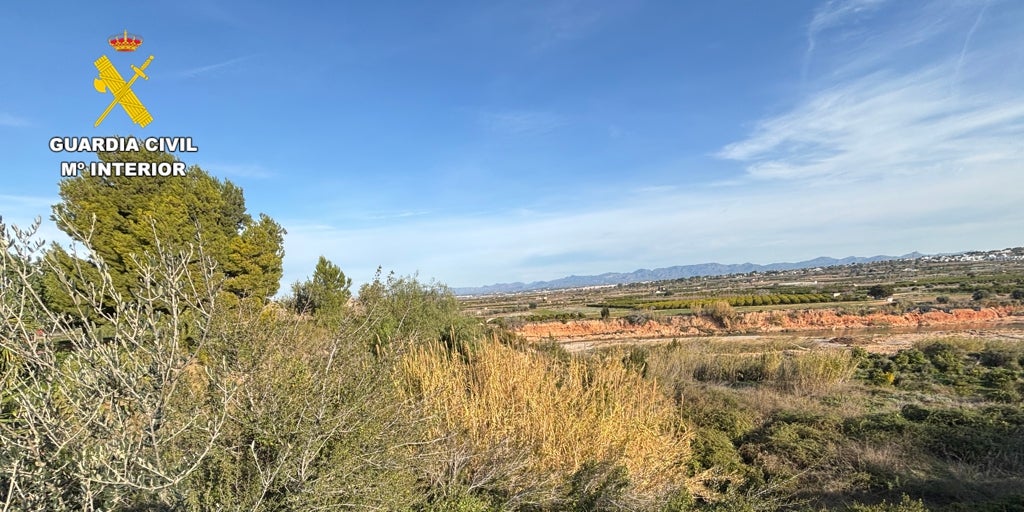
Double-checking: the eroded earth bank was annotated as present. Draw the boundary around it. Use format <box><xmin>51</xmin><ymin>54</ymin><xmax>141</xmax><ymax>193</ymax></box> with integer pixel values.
<box><xmin>514</xmin><ymin>305</ymin><xmax>1024</xmax><ymax>347</ymax></box>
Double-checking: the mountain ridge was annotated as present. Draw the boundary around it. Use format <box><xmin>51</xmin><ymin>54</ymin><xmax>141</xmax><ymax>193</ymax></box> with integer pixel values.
<box><xmin>453</xmin><ymin>252</ymin><xmax>926</xmax><ymax>296</ymax></box>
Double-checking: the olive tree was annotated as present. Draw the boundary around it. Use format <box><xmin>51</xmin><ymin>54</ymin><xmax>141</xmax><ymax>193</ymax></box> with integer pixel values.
<box><xmin>1</xmin><ymin>216</ymin><xmax>232</xmax><ymax>511</ymax></box>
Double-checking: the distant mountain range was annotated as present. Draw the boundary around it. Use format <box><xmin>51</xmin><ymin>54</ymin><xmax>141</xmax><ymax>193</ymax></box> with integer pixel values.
<box><xmin>452</xmin><ymin>252</ymin><xmax>927</xmax><ymax>296</ymax></box>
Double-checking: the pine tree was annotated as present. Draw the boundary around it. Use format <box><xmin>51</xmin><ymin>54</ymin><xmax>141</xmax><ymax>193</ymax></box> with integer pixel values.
<box><xmin>222</xmin><ymin>213</ymin><xmax>286</xmax><ymax>301</ymax></box>
<box><xmin>45</xmin><ymin>144</ymin><xmax>285</xmax><ymax>313</ymax></box>
<box><xmin>292</xmin><ymin>256</ymin><xmax>352</xmax><ymax>319</ymax></box>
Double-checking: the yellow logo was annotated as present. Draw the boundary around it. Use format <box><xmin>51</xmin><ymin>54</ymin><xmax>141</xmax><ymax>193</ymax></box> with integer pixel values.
<box><xmin>93</xmin><ymin>34</ymin><xmax>154</xmax><ymax>128</ymax></box>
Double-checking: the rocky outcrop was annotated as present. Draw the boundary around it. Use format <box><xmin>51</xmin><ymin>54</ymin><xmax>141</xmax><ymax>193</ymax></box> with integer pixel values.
<box><xmin>514</xmin><ymin>306</ymin><xmax>1022</xmax><ymax>342</ymax></box>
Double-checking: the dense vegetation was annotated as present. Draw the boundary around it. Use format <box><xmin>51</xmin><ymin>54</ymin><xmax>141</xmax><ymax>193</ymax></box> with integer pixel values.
<box><xmin>2</xmin><ymin>154</ymin><xmax>1022</xmax><ymax>510</ymax></box>
<box><xmin>633</xmin><ymin>337</ymin><xmax>1024</xmax><ymax>511</ymax></box>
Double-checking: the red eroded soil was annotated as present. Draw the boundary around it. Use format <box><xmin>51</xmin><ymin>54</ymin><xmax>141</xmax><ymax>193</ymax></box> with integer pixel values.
<box><xmin>514</xmin><ymin>306</ymin><xmax>1022</xmax><ymax>342</ymax></box>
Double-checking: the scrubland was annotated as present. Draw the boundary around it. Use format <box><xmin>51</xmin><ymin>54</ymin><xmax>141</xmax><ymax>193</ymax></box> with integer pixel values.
<box><xmin>3</xmin><ymin>223</ymin><xmax>1023</xmax><ymax>511</ymax></box>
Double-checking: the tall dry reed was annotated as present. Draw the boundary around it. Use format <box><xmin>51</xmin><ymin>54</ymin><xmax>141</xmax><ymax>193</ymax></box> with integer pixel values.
<box><xmin>397</xmin><ymin>339</ymin><xmax>692</xmax><ymax>503</ymax></box>
<box><xmin>645</xmin><ymin>339</ymin><xmax>858</xmax><ymax>395</ymax></box>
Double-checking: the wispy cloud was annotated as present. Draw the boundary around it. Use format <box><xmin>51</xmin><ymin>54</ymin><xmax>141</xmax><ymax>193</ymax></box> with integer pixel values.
<box><xmin>719</xmin><ymin>67</ymin><xmax>1024</xmax><ymax>183</ymax></box>
<box><xmin>0</xmin><ymin>113</ymin><xmax>29</xmax><ymax>127</ymax></box>
<box><xmin>276</xmin><ymin>1</ymin><xmax>1024</xmax><ymax>291</ymax></box>
<box><xmin>803</xmin><ymin>0</ymin><xmax>887</xmax><ymax>81</ymax></box>
<box><xmin>953</xmin><ymin>0</ymin><xmax>990</xmax><ymax>93</ymax></box>
<box><xmin>530</xmin><ymin>0</ymin><xmax>608</xmax><ymax>50</ymax></box>
<box><xmin>476</xmin><ymin>0</ymin><xmax>626</xmax><ymax>53</ymax></box>
<box><xmin>725</xmin><ymin>0</ymin><xmax>1023</xmax><ymax>185</ymax></box>
<box><xmin>279</xmin><ymin>162</ymin><xmax>1023</xmax><ymax>289</ymax></box>
<box><xmin>807</xmin><ymin>0</ymin><xmax>887</xmax><ymax>43</ymax></box>
<box><xmin>206</xmin><ymin>162</ymin><xmax>275</xmax><ymax>179</ymax></box>
<box><xmin>356</xmin><ymin>210</ymin><xmax>431</xmax><ymax>221</ymax></box>
<box><xmin>176</xmin><ymin>55</ymin><xmax>257</xmax><ymax>79</ymax></box>
<box><xmin>0</xmin><ymin>194</ymin><xmax>57</xmax><ymax>211</ymax></box>
<box><xmin>193</xmin><ymin>1</ymin><xmax>248</xmax><ymax>27</ymax></box>
<box><xmin>478</xmin><ymin>110</ymin><xmax>565</xmax><ymax>136</ymax></box>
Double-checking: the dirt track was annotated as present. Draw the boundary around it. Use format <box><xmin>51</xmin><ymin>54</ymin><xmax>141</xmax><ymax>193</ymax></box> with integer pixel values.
<box><xmin>552</xmin><ymin>327</ymin><xmax>1024</xmax><ymax>354</ymax></box>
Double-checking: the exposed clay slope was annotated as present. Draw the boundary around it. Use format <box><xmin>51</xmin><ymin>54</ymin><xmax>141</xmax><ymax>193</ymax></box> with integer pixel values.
<box><xmin>515</xmin><ymin>306</ymin><xmax>1022</xmax><ymax>342</ymax></box>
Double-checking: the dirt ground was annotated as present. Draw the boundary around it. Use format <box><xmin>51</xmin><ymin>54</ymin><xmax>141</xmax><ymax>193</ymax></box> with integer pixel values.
<box><xmin>555</xmin><ymin>326</ymin><xmax>1024</xmax><ymax>353</ymax></box>
<box><xmin>536</xmin><ymin>321</ymin><xmax>1024</xmax><ymax>354</ymax></box>
<box><xmin>514</xmin><ymin>306</ymin><xmax>1024</xmax><ymax>354</ymax></box>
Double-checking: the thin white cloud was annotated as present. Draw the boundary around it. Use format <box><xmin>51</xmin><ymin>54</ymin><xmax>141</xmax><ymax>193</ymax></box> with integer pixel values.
<box><xmin>0</xmin><ymin>113</ymin><xmax>29</xmax><ymax>127</ymax></box>
<box><xmin>176</xmin><ymin>55</ymin><xmax>257</xmax><ymax>79</ymax></box>
<box><xmin>206</xmin><ymin>162</ymin><xmax>275</xmax><ymax>179</ymax></box>
<box><xmin>531</xmin><ymin>0</ymin><xmax>607</xmax><ymax>50</ymax></box>
<box><xmin>475</xmin><ymin>0</ymin><xmax>626</xmax><ymax>53</ymax></box>
<box><xmin>278</xmin><ymin>162</ymin><xmax>1023</xmax><ymax>289</ymax></box>
<box><xmin>192</xmin><ymin>0</ymin><xmax>250</xmax><ymax>28</ymax></box>
<box><xmin>478</xmin><ymin>110</ymin><xmax>565</xmax><ymax>136</ymax></box>
<box><xmin>355</xmin><ymin>210</ymin><xmax>432</xmax><ymax>221</ymax></box>
<box><xmin>0</xmin><ymin>194</ymin><xmax>56</xmax><ymax>210</ymax></box>
<box><xmin>807</xmin><ymin>0</ymin><xmax>887</xmax><ymax>40</ymax></box>
<box><xmin>803</xmin><ymin>0</ymin><xmax>887</xmax><ymax>80</ymax></box>
<box><xmin>953</xmin><ymin>0</ymin><xmax>990</xmax><ymax>93</ymax></box>
<box><xmin>719</xmin><ymin>67</ymin><xmax>1024</xmax><ymax>183</ymax></box>
<box><xmin>725</xmin><ymin>1</ymin><xmax>1024</xmax><ymax>186</ymax></box>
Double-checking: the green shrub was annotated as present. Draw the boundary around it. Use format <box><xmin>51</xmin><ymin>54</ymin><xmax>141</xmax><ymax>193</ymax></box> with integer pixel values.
<box><xmin>422</xmin><ymin>494</ymin><xmax>496</xmax><ymax>512</ymax></box>
<box><xmin>697</xmin><ymin>301</ymin><xmax>736</xmax><ymax>328</ymax></box>
<box><xmin>357</xmin><ymin>270</ymin><xmax>479</xmax><ymax>353</ymax></box>
<box><xmin>851</xmin><ymin>346</ymin><xmax>870</xmax><ymax>360</ymax></box>
<box><xmin>739</xmin><ymin>411</ymin><xmax>839</xmax><ymax>470</ymax></box>
<box><xmin>916</xmin><ymin>405</ymin><xmax>1024</xmax><ymax>466</ymax></box>
<box><xmin>691</xmin><ymin>428</ymin><xmax>745</xmax><ymax>473</ymax></box>
<box><xmin>868</xmin><ymin>369</ymin><xmax>897</xmax><ymax>386</ymax></box>
<box><xmin>843</xmin><ymin>412</ymin><xmax>912</xmax><ymax>441</ymax></box>
<box><xmin>675</xmin><ymin>385</ymin><xmax>756</xmax><ymax>440</ymax></box>
<box><xmin>868</xmin><ymin>285</ymin><xmax>894</xmax><ymax>299</ymax></box>
<box><xmin>921</xmin><ymin>343</ymin><xmax>963</xmax><ymax>374</ymax></box>
<box><xmin>982</xmin><ymin>367</ymin><xmax>1018</xmax><ymax>389</ymax></box>
<box><xmin>892</xmin><ymin>349</ymin><xmax>931</xmax><ymax>373</ymax></box>
<box><xmin>900</xmin><ymin>404</ymin><xmax>931</xmax><ymax>422</ymax></box>
<box><xmin>979</xmin><ymin>348</ymin><xmax>1022</xmax><ymax>369</ymax></box>
<box><xmin>849</xmin><ymin>495</ymin><xmax>928</xmax><ymax>511</ymax></box>
<box><xmin>622</xmin><ymin>346</ymin><xmax>649</xmax><ymax>377</ymax></box>
<box><xmin>986</xmin><ymin>388</ymin><xmax>1022</xmax><ymax>403</ymax></box>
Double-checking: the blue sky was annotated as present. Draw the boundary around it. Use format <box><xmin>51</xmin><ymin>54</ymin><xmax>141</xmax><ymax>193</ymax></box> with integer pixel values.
<box><xmin>1</xmin><ymin>0</ymin><xmax>1022</xmax><ymax>290</ymax></box>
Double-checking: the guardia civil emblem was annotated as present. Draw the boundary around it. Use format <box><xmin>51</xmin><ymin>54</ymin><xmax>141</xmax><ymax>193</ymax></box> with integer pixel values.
<box><xmin>93</xmin><ymin>30</ymin><xmax>154</xmax><ymax>128</ymax></box>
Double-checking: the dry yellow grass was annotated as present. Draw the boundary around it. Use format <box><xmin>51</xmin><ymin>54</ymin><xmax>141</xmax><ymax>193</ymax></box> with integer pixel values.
<box><xmin>777</xmin><ymin>349</ymin><xmax>860</xmax><ymax>394</ymax></box>
<box><xmin>397</xmin><ymin>339</ymin><xmax>692</xmax><ymax>501</ymax></box>
<box><xmin>645</xmin><ymin>339</ymin><xmax>858</xmax><ymax>395</ymax></box>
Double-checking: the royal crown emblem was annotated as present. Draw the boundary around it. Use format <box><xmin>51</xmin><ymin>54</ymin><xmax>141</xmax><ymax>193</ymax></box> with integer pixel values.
<box><xmin>108</xmin><ymin>30</ymin><xmax>143</xmax><ymax>52</ymax></box>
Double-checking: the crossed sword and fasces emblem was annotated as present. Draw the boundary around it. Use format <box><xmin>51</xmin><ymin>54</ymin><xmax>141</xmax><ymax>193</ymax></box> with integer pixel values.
<box><xmin>93</xmin><ymin>54</ymin><xmax>154</xmax><ymax>127</ymax></box>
